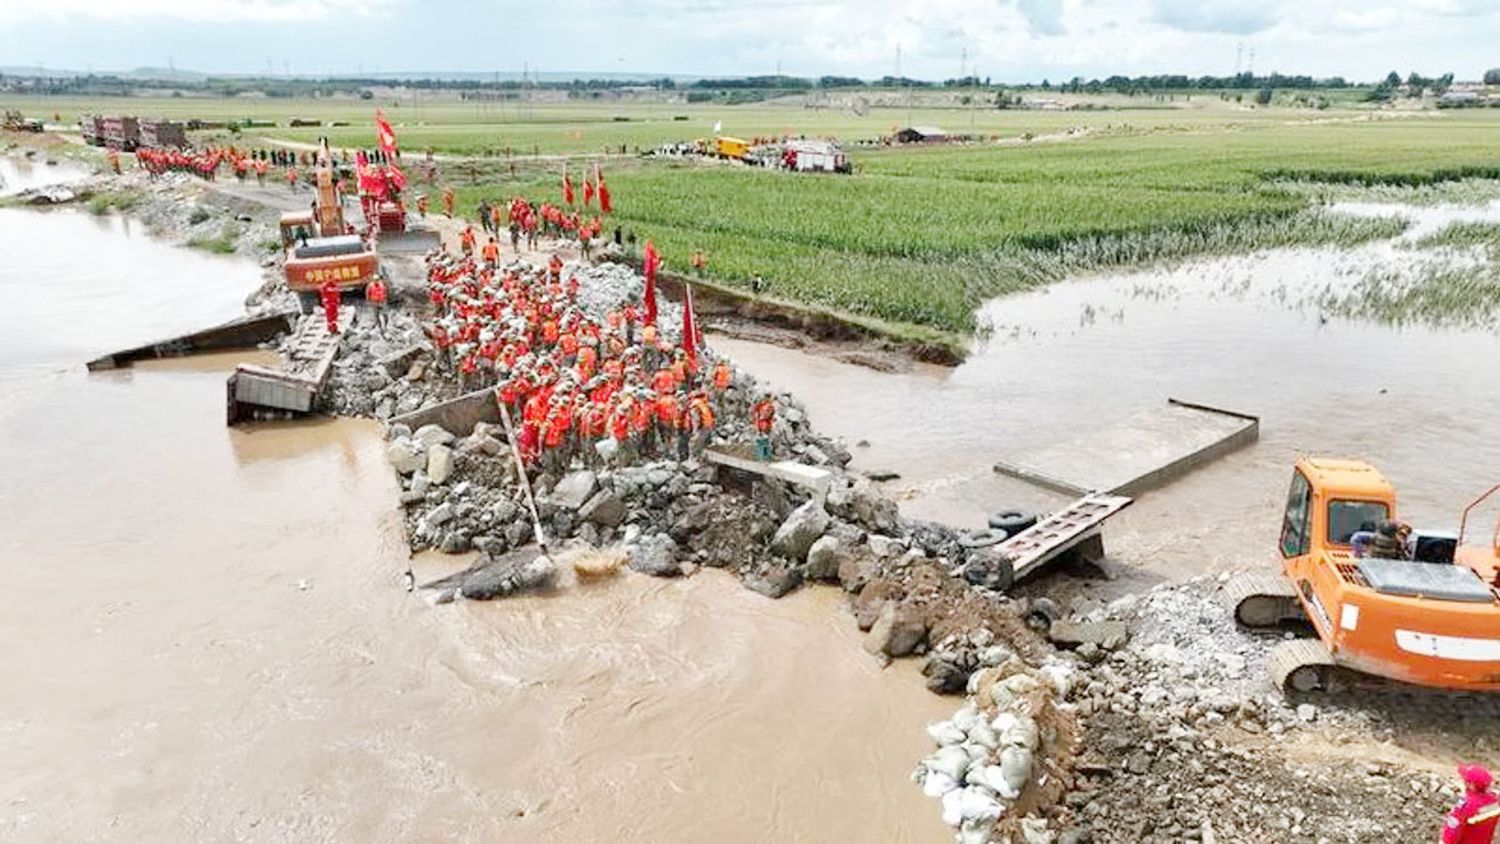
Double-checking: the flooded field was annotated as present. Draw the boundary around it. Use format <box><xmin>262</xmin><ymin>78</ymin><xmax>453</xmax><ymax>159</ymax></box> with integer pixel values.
<box><xmin>0</xmin><ymin>203</ymin><xmax>951</xmax><ymax>842</ymax></box>
<box><xmin>718</xmin><ymin>201</ymin><xmax>1500</xmax><ymax>589</ymax></box>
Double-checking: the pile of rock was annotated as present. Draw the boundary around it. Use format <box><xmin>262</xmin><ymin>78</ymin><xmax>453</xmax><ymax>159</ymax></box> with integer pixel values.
<box><xmin>1043</xmin><ymin>575</ymin><xmax>1473</xmax><ymax>842</ymax></box>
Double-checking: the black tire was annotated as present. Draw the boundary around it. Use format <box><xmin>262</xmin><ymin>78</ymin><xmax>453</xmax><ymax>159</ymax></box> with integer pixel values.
<box><xmin>297</xmin><ymin>291</ymin><xmax>318</xmax><ymax>315</ymax></box>
<box><xmin>989</xmin><ymin>509</ymin><xmax>1037</xmax><ymax>535</ymax></box>
<box><xmin>1024</xmin><ymin>597</ymin><xmax>1061</xmax><ymax>630</ymax></box>
<box><xmin>958</xmin><ymin>528</ymin><xmax>1008</xmax><ymax>550</ymax></box>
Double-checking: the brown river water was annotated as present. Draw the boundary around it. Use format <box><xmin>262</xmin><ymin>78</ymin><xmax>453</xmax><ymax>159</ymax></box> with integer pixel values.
<box><xmin>719</xmin><ymin>201</ymin><xmax>1500</xmax><ymax>591</ymax></box>
<box><xmin>0</xmin><ymin>195</ymin><xmax>952</xmax><ymax>842</ymax></box>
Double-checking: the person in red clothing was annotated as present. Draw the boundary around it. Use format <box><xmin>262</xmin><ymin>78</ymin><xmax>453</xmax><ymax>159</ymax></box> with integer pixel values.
<box><xmin>287</xmin><ymin>166</ymin><xmax>299</xmax><ymax>190</ymax></box>
<box><xmin>318</xmin><ymin>278</ymin><xmax>341</xmax><ymax>335</ymax></box>
<box><xmin>752</xmin><ymin>394</ymin><xmax>775</xmax><ymax>461</ymax></box>
<box><xmin>1444</xmin><ymin>764</ymin><xmax>1500</xmax><ymax>844</ymax></box>
<box><xmin>364</xmin><ymin>275</ymin><xmax>388</xmax><ymax>332</ymax></box>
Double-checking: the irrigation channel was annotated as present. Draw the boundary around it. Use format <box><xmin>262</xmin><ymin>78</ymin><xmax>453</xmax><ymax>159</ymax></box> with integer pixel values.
<box><xmin>718</xmin><ymin>200</ymin><xmax>1500</xmax><ymax>594</ymax></box>
<box><xmin>0</xmin><ymin>173</ymin><xmax>951</xmax><ymax>841</ymax></box>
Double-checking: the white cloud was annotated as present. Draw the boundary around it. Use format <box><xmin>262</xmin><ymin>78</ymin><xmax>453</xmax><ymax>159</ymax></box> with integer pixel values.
<box><xmin>0</xmin><ymin>0</ymin><xmax>392</xmax><ymax>24</ymax></box>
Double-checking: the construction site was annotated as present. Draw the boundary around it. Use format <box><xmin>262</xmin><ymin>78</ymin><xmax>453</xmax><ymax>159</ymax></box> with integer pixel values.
<box><xmin>4</xmin><ymin>47</ymin><xmax>1500</xmax><ymax>844</ymax></box>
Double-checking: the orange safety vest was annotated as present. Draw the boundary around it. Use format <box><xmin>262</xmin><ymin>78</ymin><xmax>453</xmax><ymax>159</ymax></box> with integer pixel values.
<box><xmin>712</xmin><ymin>362</ymin><xmax>731</xmax><ymax>390</ymax></box>
<box><xmin>366</xmin><ymin>280</ymin><xmax>387</xmax><ymax>304</ymax></box>
<box><xmin>753</xmin><ymin>400</ymin><xmax>775</xmax><ymax>434</ymax></box>
<box><xmin>690</xmin><ymin>397</ymin><xmax>715</xmax><ymax>430</ymax></box>
<box><xmin>656</xmin><ymin>394</ymin><xmax>680</xmax><ymax>427</ymax></box>
<box><xmin>482</xmin><ymin>241</ymin><xmax>500</xmax><ymax>262</ymax></box>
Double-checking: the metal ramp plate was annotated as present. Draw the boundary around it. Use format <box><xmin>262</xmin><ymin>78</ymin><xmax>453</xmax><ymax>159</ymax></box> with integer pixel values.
<box><xmin>1357</xmin><ymin>559</ymin><xmax>1495</xmax><ymax>603</ymax></box>
<box><xmin>997</xmin><ymin>493</ymin><xmax>1133</xmax><ymax>579</ymax></box>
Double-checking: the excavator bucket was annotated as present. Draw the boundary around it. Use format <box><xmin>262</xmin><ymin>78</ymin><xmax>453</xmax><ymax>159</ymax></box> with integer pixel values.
<box><xmin>378</xmin><ymin>228</ymin><xmax>442</xmax><ymax>255</ymax></box>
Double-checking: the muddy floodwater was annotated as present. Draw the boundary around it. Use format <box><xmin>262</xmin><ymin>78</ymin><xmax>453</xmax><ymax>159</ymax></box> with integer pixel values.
<box><xmin>719</xmin><ymin>201</ymin><xmax>1500</xmax><ymax>590</ymax></box>
<box><xmin>0</xmin><ymin>204</ymin><xmax>952</xmax><ymax>842</ymax></box>
<box><xmin>0</xmin><ymin>156</ymin><xmax>90</xmax><ymax>197</ymax></box>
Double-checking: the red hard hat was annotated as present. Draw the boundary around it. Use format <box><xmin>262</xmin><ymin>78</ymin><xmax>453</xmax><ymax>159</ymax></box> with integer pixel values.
<box><xmin>1460</xmin><ymin>764</ymin><xmax>1493</xmax><ymax>790</ymax></box>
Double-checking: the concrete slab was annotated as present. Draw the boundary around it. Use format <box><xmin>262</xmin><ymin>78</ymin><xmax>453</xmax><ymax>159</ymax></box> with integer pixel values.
<box><xmin>86</xmin><ymin>310</ymin><xmax>295</xmax><ymax>371</ymax></box>
<box><xmin>703</xmin><ymin>448</ymin><xmax>834</xmax><ymax>498</ymax></box>
<box><xmin>993</xmin><ymin>398</ymin><xmax>1258</xmax><ymax>497</ymax></box>
<box><xmin>389</xmin><ymin>386</ymin><xmax>500</xmax><ymax>437</ymax></box>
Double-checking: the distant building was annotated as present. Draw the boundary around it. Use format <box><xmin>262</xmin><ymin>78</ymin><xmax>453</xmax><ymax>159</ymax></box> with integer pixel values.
<box><xmin>894</xmin><ymin>125</ymin><xmax>949</xmax><ymax>143</ymax></box>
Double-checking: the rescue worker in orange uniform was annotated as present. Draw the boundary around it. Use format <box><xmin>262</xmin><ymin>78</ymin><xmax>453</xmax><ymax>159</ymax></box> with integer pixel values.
<box><xmin>481</xmin><ymin>236</ymin><xmax>501</xmax><ymax>268</ymax></box>
<box><xmin>442</xmin><ymin>185</ymin><xmax>455</xmax><ymax>218</ymax></box>
<box><xmin>685</xmin><ymin>388</ymin><xmax>715</xmax><ymax>458</ymax></box>
<box><xmin>287</xmin><ymin>166</ymin><xmax>299</xmax><ymax>190</ymax></box>
<box><xmin>365</xmin><ymin>274</ymin><xmax>388</xmax><ymax>332</ymax></box>
<box><xmin>319</xmin><ymin>277</ymin><xmax>341</xmax><ymax>335</ymax></box>
<box><xmin>459</xmin><ymin>225</ymin><xmax>477</xmax><ymax>256</ymax></box>
<box><xmin>1445</xmin><ymin>764</ymin><xmax>1500</xmax><ymax>844</ymax></box>
<box><xmin>752</xmin><ymin>394</ymin><xmax>775</xmax><ymax>460</ymax></box>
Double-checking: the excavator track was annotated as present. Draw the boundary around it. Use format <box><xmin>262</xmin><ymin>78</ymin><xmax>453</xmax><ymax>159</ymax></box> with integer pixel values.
<box><xmin>1269</xmin><ymin>639</ymin><xmax>1337</xmax><ymax>693</ymax></box>
<box><xmin>1221</xmin><ymin>572</ymin><xmax>1304</xmax><ymax>629</ymax></box>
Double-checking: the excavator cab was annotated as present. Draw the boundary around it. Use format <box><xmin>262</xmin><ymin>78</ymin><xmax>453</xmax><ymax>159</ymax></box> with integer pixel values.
<box><xmin>1230</xmin><ymin>458</ymin><xmax>1500</xmax><ymax>693</ymax></box>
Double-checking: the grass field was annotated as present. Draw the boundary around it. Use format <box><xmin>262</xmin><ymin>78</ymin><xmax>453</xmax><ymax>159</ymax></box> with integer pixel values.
<box><xmin>580</xmin><ymin>113</ymin><xmax>1500</xmax><ymax>333</ymax></box>
<box><xmin>9</xmin><ymin>92</ymin><xmax>1500</xmax><ymax>342</ymax></box>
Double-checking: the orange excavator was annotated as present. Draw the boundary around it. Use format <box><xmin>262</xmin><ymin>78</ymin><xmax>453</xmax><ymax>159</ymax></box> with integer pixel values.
<box><xmin>279</xmin><ymin>139</ymin><xmax>378</xmax><ymax>312</ymax></box>
<box><xmin>1227</xmin><ymin>458</ymin><xmax>1500</xmax><ymax>693</ymax></box>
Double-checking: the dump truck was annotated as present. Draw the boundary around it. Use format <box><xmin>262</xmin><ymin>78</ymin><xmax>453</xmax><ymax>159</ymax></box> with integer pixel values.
<box><xmin>281</xmin><ymin>140</ymin><xmax>379</xmax><ymax>311</ymax></box>
<box><xmin>1226</xmin><ymin>458</ymin><xmax>1500</xmax><ymax>692</ymax></box>
<box><xmin>139</xmin><ymin>119</ymin><xmax>188</xmax><ymax>149</ymax></box>
<box><xmin>714</xmin><ymin>136</ymin><xmax>750</xmax><ymax>160</ymax></box>
<box><xmin>79</xmin><ymin>115</ymin><xmax>105</xmax><ymax>146</ymax></box>
<box><xmin>100</xmin><ymin>116</ymin><xmax>140</xmax><ymax>151</ymax></box>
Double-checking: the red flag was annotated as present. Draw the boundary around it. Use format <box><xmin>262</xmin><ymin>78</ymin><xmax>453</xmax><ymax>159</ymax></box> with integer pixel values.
<box><xmin>682</xmin><ymin>283</ymin><xmax>699</xmax><ymax>369</ymax></box>
<box><xmin>375</xmin><ymin>109</ymin><xmax>398</xmax><ymax>154</ymax></box>
<box><xmin>387</xmin><ymin>162</ymin><xmax>407</xmax><ymax>192</ymax></box>
<box><xmin>643</xmin><ymin>240</ymin><xmax>659</xmax><ymax>326</ymax></box>
<box><xmin>562</xmin><ymin>166</ymin><xmax>575</xmax><ymax>206</ymax></box>
<box><xmin>583</xmin><ymin>178</ymin><xmax>595</xmax><ymax>207</ymax></box>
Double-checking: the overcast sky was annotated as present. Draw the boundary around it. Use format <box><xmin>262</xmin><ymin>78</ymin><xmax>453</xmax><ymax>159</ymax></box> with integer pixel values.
<box><xmin>2</xmin><ymin>0</ymin><xmax>1497</xmax><ymax>82</ymax></box>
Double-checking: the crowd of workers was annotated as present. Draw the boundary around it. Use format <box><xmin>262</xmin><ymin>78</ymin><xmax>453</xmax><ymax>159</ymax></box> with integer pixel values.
<box><xmin>418</xmin><ymin>247</ymin><xmax>773</xmax><ymax>473</ymax></box>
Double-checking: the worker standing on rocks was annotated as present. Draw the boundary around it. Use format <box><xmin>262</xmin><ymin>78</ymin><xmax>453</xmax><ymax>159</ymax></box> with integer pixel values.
<box><xmin>1443</xmin><ymin>764</ymin><xmax>1500</xmax><ymax>844</ymax></box>
<box><xmin>752</xmin><ymin>394</ymin><xmax>775</xmax><ymax>460</ymax></box>
<box><xmin>365</xmin><ymin>274</ymin><xmax>388</xmax><ymax>333</ymax></box>
<box><xmin>442</xmin><ymin>185</ymin><xmax>455</xmax><ymax>218</ymax></box>
<box><xmin>482</xmin><ymin>236</ymin><xmax>501</xmax><ymax>269</ymax></box>
<box><xmin>319</xmin><ymin>278</ymin><xmax>341</xmax><ymax>335</ymax></box>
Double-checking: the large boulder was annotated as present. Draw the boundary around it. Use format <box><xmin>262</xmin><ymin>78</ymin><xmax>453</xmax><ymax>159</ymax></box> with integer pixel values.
<box><xmin>578</xmin><ymin>490</ymin><xmax>626</xmax><ymax>527</ymax></box>
<box><xmin>628</xmin><ymin>533</ymin><xmax>681</xmax><ymax>577</ymax></box>
<box><xmin>805</xmin><ymin>535</ymin><xmax>844</xmax><ymax>581</ymax></box>
<box><xmin>770</xmin><ymin>500</ymin><xmax>829</xmax><ymax>562</ymax></box>
<box><xmin>744</xmin><ymin>565</ymin><xmax>803</xmax><ymax>599</ymax></box>
<box><xmin>413</xmin><ymin>424</ymin><xmax>456</xmax><ymax>449</ymax></box>
<box><xmin>386</xmin><ymin>436</ymin><xmax>425</xmax><ymax>475</ymax></box>
<box><xmin>863</xmin><ymin>600</ymin><xmax>928</xmax><ymax>658</ymax></box>
<box><xmin>426</xmin><ymin>443</ymin><xmax>455</xmax><ymax>485</ymax></box>
<box><xmin>1047</xmin><ymin>620</ymin><xmax>1129</xmax><ymax>651</ymax></box>
<box><xmin>546</xmin><ymin>470</ymin><xmax>599</xmax><ymax>511</ymax></box>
